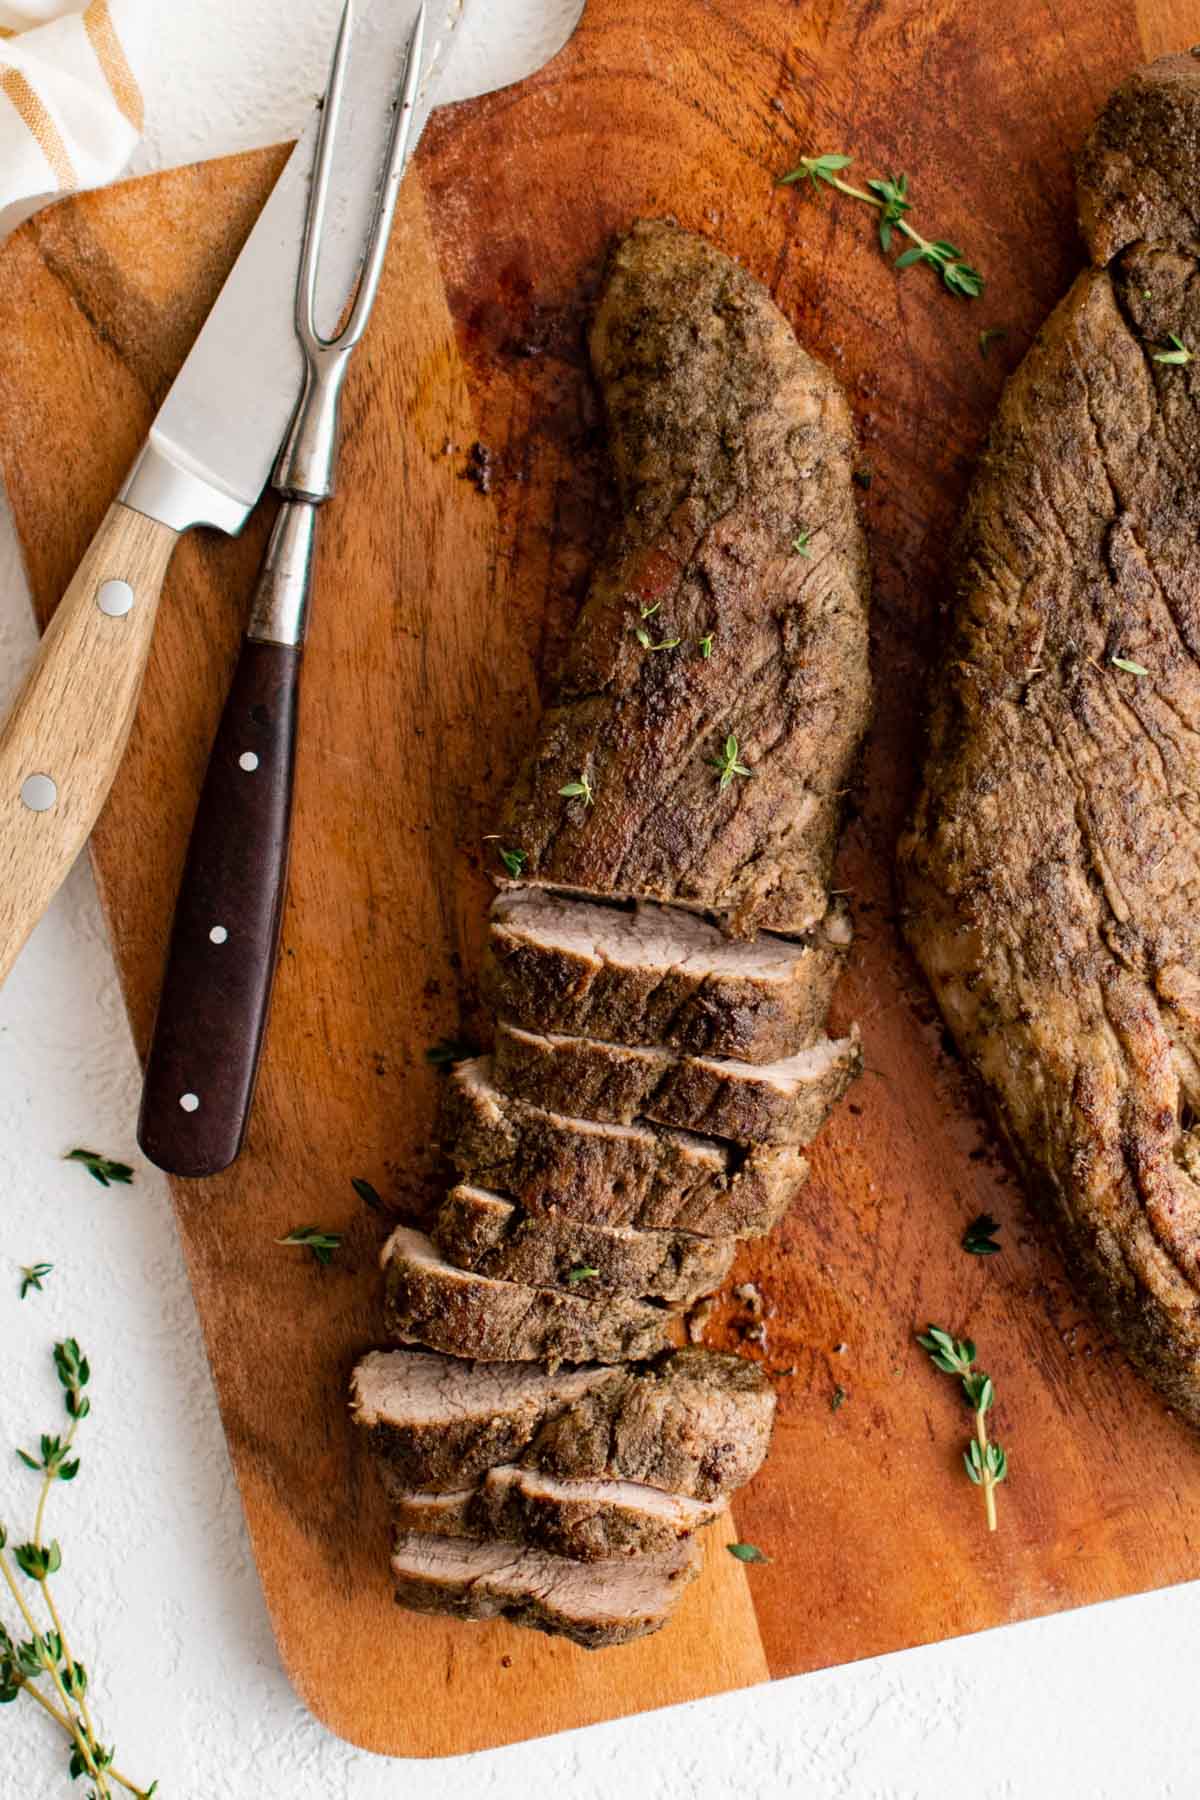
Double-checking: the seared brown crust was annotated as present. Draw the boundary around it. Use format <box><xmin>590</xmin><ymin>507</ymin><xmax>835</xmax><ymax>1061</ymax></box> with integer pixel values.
<box><xmin>495</xmin><ymin>218</ymin><xmax>871</xmax><ymax>938</ymax></box>
<box><xmin>900</xmin><ymin>55</ymin><xmax>1200</xmax><ymax>1427</ymax></box>
<box><xmin>434</xmin><ymin>1185</ymin><xmax>734</xmax><ymax>1303</ymax></box>
<box><xmin>493</xmin><ymin>1020</ymin><xmax>861</xmax><ymax>1144</ymax></box>
<box><xmin>444</xmin><ymin>1058</ymin><xmax>807</xmax><ymax>1236</ymax></box>
<box><xmin>485</xmin><ymin>891</ymin><xmax>847</xmax><ymax>1065</ymax></box>
<box><xmin>389</xmin><ymin>1532</ymin><xmax>699</xmax><ymax>1648</ymax></box>
<box><xmin>1077</xmin><ymin>54</ymin><xmax>1200</xmax><ymax>265</ymax></box>
<box><xmin>381</xmin><ymin>1228</ymin><xmax>674</xmax><ymax>1367</ymax></box>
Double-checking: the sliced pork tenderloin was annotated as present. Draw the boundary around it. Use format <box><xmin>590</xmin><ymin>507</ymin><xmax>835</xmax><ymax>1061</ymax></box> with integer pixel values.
<box><xmin>380</xmin><ymin>1227</ymin><xmax>675</xmax><ymax>1366</ymax></box>
<box><xmin>389</xmin><ymin>1532</ymin><xmax>699</xmax><ymax>1648</ymax></box>
<box><xmin>493</xmin><ymin>218</ymin><xmax>871</xmax><ymax>940</ymax></box>
<box><xmin>435</xmin><ymin>1184</ymin><xmax>734</xmax><ymax>1303</ymax></box>
<box><xmin>350</xmin><ymin>1349</ymin><xmax>613</xmax><ymax>1493</ymax></box>
<box><xmin>352</xmin><ymin>1346</ymin><xmax>772</xmax><ymax>1500</ymax></box>
<box><xmin>486</xmin><ymin>889</ymin><xmax>848</xmax><ymax>1064</ymax></box>
<box><xmin>493</xmin><ymin>1019</ymin><xmax>861</xmax><ymax>1144</ymax></box>
<box><xmin>444</xmin><ymin>1057</ymin><xmax>806</xmax><ymax>1236</ymax></box>
<box><xmin>382</xmin><ymin>1463</ymin><xmax>724</xmax><ymax>1561</ymax></box>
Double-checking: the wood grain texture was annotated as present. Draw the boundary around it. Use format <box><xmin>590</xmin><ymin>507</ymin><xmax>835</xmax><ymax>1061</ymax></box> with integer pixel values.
<box><xmin>1</xmin><ymin>0</ymin><xmax>1199</xmax><ymax>1758</ymax></box>
<box><xmin>0</xmin><ymin>502</ymin><xmax>176</xmax><ymax>984</ymax></box>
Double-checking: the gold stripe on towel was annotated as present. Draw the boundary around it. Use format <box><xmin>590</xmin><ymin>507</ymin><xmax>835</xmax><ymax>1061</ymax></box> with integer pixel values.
<box><xmin>83</xmin><ymin>0</ymin><xmax>143</xmax><ymax>131</ymax></box>
<box><xmin>0</xmin><ymin>66</ymin><xmax>76</xmax><ymax>188</ymax></box>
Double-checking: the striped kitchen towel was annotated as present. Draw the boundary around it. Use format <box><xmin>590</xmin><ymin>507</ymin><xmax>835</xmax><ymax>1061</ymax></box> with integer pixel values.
<box><xmin>0</xmin><ymin>1</ymin><xmax>147</xmax><ymax>238</ymax></box>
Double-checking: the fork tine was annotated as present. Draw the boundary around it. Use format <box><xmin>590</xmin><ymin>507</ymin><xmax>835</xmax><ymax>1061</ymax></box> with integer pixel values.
<box><xmin>300</xmin><ymin>1</ymin><xmax>426</xmax><ymax>353</ymax></box>
<box><xmin>337</xmin><ymin>2</ymin><xmax>427</xmax><ymax>349</ymax></box>
<box><xmin>295</xmin><ymin>0</ymin><xmax>356</xmax><ymax>347</ymax></box>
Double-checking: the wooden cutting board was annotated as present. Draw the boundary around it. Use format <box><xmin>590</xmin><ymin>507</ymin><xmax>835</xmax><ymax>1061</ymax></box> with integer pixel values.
<box><xmin>1</xmin><ymin>0</ymin><xmax>1199</xmax><ymax>1759</ymax></box>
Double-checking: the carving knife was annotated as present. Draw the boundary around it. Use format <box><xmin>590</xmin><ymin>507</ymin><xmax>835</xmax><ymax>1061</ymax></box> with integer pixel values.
<box><xmin>0</xmin><ymin>0</ymin><xmax>468</xmax><ymax>991</ymax></box>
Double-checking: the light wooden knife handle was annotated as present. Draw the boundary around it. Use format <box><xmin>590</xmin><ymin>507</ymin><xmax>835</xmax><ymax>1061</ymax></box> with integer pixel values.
<box><xmin>0</xmin><ymin>501</ymin><xmax>179</xmax><ymax>985</ymax></box>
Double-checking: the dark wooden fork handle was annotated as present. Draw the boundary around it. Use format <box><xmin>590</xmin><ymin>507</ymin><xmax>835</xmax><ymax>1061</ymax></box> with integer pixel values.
<box><xmin>138</xmin><ymin>636</ymin><xmax>301</xmax><ymax>1177</ymax></box>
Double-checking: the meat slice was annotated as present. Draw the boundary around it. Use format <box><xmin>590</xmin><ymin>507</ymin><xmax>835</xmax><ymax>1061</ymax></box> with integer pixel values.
<box><xmin>525</xmin><ymin>1346</ymin><xmax>775</xmax><ymax>1501</ymax></box>
<box><xmin>381</xmin><ymin>1227</ymin><xmax>674</xmax><ymax>1366</ymax></box>
<box><xmin>899</xmin><ymin>54</ymin><xmax>1200</xmax><ymax>1425</ymax></box>
<box><xmin>351</xmin><ymin>1345</ymin><xmax>772</xmax><ymax>1499</ymax></box>
<box><xmin>445</xmin><ymin>1057</ymin><xmax>806</xmax><ymax>1236</ymax></box>
<box><xmin>493</xmin><ymin>1019</ymin><xmax>861</xmax><ymax>1144</ymax></box>
<box><xmin>389</xmin><ymin>1532</ymin><xmax>699</xmax><ymax>1648</ymax></box>
<box><xmin>486</xmin><ymin>889</ymin><xmax>847</xmax><ymax>1064</ymax></box>
<box><xmin>350</xmin><ymin>1349</ymin><xmax>613</xmax><ymax>1493</ymax></box>
<box><xmin>435</xmin><ymin>1184</ymin><xmax>734</xmax><ymax>1303</ymax></box>
<box><xmin>382</xmin><ymin>1464</ymin><xmax>724</xmax><ymax>1561</ymax></box>
<box><xmin>494</xmin><ymin>217</ymin><xmax>871</xmax><ymax>938</ymax></box>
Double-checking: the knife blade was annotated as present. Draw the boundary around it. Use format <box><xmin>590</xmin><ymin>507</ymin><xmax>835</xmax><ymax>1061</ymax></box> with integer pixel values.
<box><xmin>0</xmin><ymin>0</ymin><xmax>469</xmax><ymax>988</ymax></box>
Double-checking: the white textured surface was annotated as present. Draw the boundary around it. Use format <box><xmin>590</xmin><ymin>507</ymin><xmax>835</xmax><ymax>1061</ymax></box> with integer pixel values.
<box><xmin>2</xmin><ymin>2</ymin><xmax>1200</xmax><ymax>1794</ymax></box>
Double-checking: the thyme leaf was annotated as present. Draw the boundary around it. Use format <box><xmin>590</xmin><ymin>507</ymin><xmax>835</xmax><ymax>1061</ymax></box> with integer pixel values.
<box><xmin>1110</xmin><ymin>655</ymin><xmax>1149</xmax><ymax>676</ymax></box>
<box><xmin>425</xmin><ymin>1037</ymin><xmax>477</xmax><ymax>1070</ymax></box>
<box><xmin>558</xmin><ymin>775</ymin><xmax>595</xmax><ymax>806</ymax></box>
<box><xmin>962</xmin><ymin>1213</ymin><xmax>1002</xmax><ymax>1256</ymax></box>
<box><xmin>498</xmin><ymin>847</ymin><xmax>527</xmax><ymax>878</ymax></box>
<box><xmin>726</xmin><ymin>1542</ymin><xmax>771</xmax><ymax>1564</ymax></box>
<box><xmin>1152</xmin><ymin>333</ymin><xmax>1192</xmax><ymax>365</ymax></box>
<box><xmin>63</xmin><ymin>1151</ymin><xmax>132</xmax><ymax>1189</ymax></box>
<box><xmin>351</xmin><ymin>1177</ymin><xmax>385</xmax><ymax>1215</ymax></box>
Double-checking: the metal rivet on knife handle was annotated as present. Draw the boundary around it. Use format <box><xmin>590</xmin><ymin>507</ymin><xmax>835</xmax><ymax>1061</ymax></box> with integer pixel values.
<box><xmin>96</xmin><ymin>579</ymin><xmax>134</xmax><ymax>616</ymax></box>
<box><xmin>20</xmin><ymin>773</ymin><xmax>57</xmax><ymax>812</ymax></box>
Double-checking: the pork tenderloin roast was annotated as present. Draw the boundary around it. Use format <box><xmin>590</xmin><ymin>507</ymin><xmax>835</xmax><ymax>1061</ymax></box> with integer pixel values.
<box><xmin>354</xmin><ymin>217</ymin><xmax>868</xmax><ymax>1645</ymax></box>
<box><xmin>900</xmin><ymin>55</ymin><xmax>1200</xmax><ymax>1425</ymax></box>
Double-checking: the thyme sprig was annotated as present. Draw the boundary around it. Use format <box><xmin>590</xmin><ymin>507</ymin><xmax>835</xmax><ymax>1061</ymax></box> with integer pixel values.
<box><xmin>917</xmin><ymin>1325</ymin><xmax>1009</xmax><ymax>1532</ymax></box>
<box><xmin>20</xmin><ymin>1264</ymin><xmax>53</xmax><ymax>1300</ymax></box>
<box><xmin>779</xmin><ymin>154</ymin><xmax>984</xmax><ymax>299</ymax></box>
<box><xmin>0</xmin><ymin>1340</ymin><xmax>157</xmax><ymax>1796</ymax></box>
<box><xmin>498</xmin><ymin>847</ymin><xmax>527</xmax><ymax>878</ymax></box>
<box><xmin>276</xmin><ymin>1227</ymin><xmax>342</xmax><ymax>1268</ymax></box>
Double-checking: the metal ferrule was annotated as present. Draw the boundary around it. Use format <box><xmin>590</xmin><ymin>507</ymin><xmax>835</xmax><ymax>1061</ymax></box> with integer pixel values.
<box><xmin>272</xmin><ymin>348</ymin><xmax>353</xmax><ymax>502</ymax></box>
<box><xmin>246</xmin><ymin>500</ymin><xmax>319</xmax><ymax>647</ymax></box>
